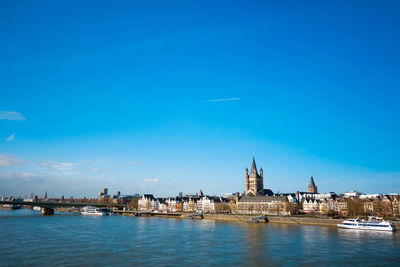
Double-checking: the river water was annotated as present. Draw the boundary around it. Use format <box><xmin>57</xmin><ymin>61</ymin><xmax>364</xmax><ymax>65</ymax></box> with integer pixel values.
<box><xmin>1</xmin><ymin>209</ymin><xmax>399</xmax><ymax>266</ymax></box>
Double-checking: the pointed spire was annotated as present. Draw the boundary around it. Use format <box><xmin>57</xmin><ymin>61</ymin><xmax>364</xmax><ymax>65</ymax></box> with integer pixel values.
<box><xmin>251</xmin><ymin>156</ymin><xmax>257</xmax><ymax>173</ymax></box>
<box><xmin>309</xmin><ymin>176</ymin><xmax>315</xmax><ymax>187</ymax></box>
<box><xmin>199</xmin><ymin>189</ymin><xmax>204</xmax><ymax>197</ymax></box>
<box><xmin>308</xmin><ymin>176</ymin><xmax>317</xmax><ymax>194</ymax></box>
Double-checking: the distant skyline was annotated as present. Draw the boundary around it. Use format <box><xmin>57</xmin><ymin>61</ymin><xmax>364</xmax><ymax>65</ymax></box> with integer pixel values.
<box><xmin>1</xmin><ymin>1</ymin><xmax>400</xmax><ymax>197</ymax></box>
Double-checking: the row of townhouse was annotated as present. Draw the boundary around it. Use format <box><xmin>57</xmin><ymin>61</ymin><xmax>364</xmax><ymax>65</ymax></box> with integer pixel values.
<box><xmin>236</xmin><ymin>195</ymin><xmax>290</xmax><ymax>215</ymax></box>
<box><xmin>363</xmin><ymin>195</ymin><xmax>400</xmax><ymax>217</ymax></box>
<box><xmin>302</xmin><ymin>195</ymin><xmax>400</xmax><ymax>217</ymax></box>
<box><xmin>138</xmin><ymin>195</ymin><xmax>231</xmax><ymax>213</ymax></box>
<box><xmin>138</xmin><ymin>195</ymin><xmax>167</xmax><ymax>211</ymax></box>
<box><xmin>302</xmin><ymin>198</ymin><xmax>348</xmax><ymax>216</ymax></box>
<box><xmin>136</xmin><ymin>193</ymin><xmax>400</xmax><ymax>217</ymax></box>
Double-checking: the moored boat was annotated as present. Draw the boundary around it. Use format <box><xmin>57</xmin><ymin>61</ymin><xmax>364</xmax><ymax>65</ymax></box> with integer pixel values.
<box><xmin>80</xmin><ymin>206</ymin><xmax>113</xmax><ymax>216</ymax></box>
<box><xmin>32</xmin><ymin>206</ymin><xmax>42</xmax><ymax>211</ymax></box>
<box><xmin>2</xmin><ymin>204</ymin><xmax>21</xmax><ymax>210</ymax></box>
<box><xmin>338</xmin><ymin>216</ymin><xmax>396</xmax><ymax>232</ymax></box>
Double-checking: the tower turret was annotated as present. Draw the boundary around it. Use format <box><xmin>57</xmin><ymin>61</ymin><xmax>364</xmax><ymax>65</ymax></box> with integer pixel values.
<box><xmin>245</xmin><ymin>167</ymin><xmax>249</xmax><ymax>192</ymax></box>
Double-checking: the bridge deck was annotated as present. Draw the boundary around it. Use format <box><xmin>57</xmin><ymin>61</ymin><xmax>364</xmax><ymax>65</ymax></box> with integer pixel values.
<box><xmin>0</xmin><ymin>201</ymin><xmax>124</xmax><ymax>209</ymax></box>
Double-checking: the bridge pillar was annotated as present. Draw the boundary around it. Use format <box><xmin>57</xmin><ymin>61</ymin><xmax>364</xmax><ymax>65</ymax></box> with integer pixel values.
<box><xmin>41</xmin><ymin>207</ymin><xmax>54</xmax><ymax>215</ymax></box>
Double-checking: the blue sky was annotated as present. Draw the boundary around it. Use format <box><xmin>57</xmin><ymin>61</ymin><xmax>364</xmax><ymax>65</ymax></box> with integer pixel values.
<box><xmin>1</xmin><ymin>1</ymin><xmax>399</xmax><ymax>198</ymax></box>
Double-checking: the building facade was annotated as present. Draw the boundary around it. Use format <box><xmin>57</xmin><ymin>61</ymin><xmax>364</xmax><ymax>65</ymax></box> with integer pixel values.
<box><xmin>237</xmin><ymin>195</ymin><xmax>288</xmax><ymax>215</ymax></box>
<box><xmin>391</xmin><ymin>196</ymin><xmax>400</xmax><ymax>217</ymax></box>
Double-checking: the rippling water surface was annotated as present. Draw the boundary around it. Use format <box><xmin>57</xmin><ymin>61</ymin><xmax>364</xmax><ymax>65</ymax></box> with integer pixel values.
<box><xmin>1</xmin><ymin>209</ymin><xmax>399</xmax><ymax>266</ymax></box>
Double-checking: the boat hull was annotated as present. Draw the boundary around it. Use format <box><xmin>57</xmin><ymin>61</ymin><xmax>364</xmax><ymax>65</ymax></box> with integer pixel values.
<box><xmin>337</xmin><ymin>223</ymin><xmax>396</xmax><ymax>232</ymax></box>
<box><xmin>32</xmin><ymin>206</ymin><xmax>42</xmax><ymax>211</ymax></box>
<box><xmin>81</xmin><ymin>211</ymin><xmax>106</xmax><ymax>216</ymax></box>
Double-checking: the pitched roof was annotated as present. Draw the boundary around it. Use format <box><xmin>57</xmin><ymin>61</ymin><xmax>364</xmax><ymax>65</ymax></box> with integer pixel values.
<box><xmin>143</xmin><ymin>194</ymin><xmax>154</xmax><ymax>200</ymax></box>
<box><xmin>239</xmin><ymin>195</ymin><xmax>287</xmax><ymax>203</ymax></box>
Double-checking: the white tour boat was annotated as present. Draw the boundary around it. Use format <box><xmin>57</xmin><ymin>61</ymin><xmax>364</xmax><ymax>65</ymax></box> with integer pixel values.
<box><xmin>80</xmin><ymin>206</ymin><xmax>113</xmax><ymax>216</ymax></box>
<box><xmin>2</xmin><ymin>204</ymin><xmax>21</xmax><ymax>210</ymax></box>
<box><xmin>337</xmin><ymin>216</ymin><xmax>396</xmax><ymax>232</ymax></box>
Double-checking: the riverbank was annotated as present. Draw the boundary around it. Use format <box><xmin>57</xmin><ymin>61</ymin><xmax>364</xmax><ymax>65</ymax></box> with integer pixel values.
<box><xmin>154</xmin><ymin>213</ymin><xmax>400</xmax><ymax>227</ymax></box>
<box><xmin>201</xmin><ymin>214</ymin><xmax>343</xmax><ymax>226</ymax></box>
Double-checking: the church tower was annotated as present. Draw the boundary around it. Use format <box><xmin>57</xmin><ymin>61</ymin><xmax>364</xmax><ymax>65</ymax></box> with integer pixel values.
<box><xmin>245</xmin><ymin>157</ymin><xmax>264</xmax><ymax>196</ymax></box>
<box><xmin>308</xmin><ymin>176</ymin><xmax>318</xmax><ymax>194</ymax></box>
<box><xmin>245</xmin><ymin>167</ymin><xmax>249</xmax><ymax>193</ymax></box>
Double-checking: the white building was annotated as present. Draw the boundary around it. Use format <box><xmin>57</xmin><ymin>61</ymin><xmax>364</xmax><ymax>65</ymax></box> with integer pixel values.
<box><xmin>297</xmin><ymin>192</ymin><xmax>335</xmax><ymax>202</ymax></box>
<box><xmin>344</xmin><ymin>190</ymin><xmax>360</xmax><ymax>198</ymax></box>
<box><xmin>303</xmin><ymin>199</ymin><xmax>319</xmax><ymax>214</ymax></box>
<box><xmin>183</xmin><ymin>198</ymin><xmax>197</xmax><ymax>212</ymax></box>
<box><xmin>138</xmin><ymin>194</ymin><xmax>154</xmax><ymax>211</ymax></box>
<box><xmin>359</xmin><ymin>194</ymin><xmax>380</xmax><ymax>199</ymax></box>
<box><xmin>166</xmin><ymin>198</ymin><xmax>177</xmax><ymax>212</ymax></box>
<box><xmin>197</xmin><ymin>196</ymin><xmax>214</xmax><ymax>213</ymax></box>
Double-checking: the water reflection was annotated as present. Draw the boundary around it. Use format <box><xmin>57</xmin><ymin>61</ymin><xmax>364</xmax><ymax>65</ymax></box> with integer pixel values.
<box><xmin>338</xmin><ymin>228</ymin><xmax>397</xmax><ymax>240</ymax></box>
<box><xmin>198</xmin><ymin>218</ymin><xmax>216</xmax><ymax>229</ymax></box>
<box><xmin>0</xmin><ymin>208</ymin><xmax>41</xmax><ymax>217</ymax></box>
<box><xmin>1</xmin><ymin>210</ymin><xmax>400</xmax><ymax>266</ymax></box>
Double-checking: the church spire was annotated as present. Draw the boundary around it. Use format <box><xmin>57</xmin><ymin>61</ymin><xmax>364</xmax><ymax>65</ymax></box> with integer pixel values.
<box><xmin>251</xmin><ymin>156</ymin><xmax>257</xmax><ymax>173</ymax></box>
<box><xmin>308</xmin><ymin>176</ymin><xmax>318</xmax><ymax>194</ymax></box>
<box><xmin>309</xmin><ymin>176</ymin><xmax>315</xmax><ymax>187</ymax></box>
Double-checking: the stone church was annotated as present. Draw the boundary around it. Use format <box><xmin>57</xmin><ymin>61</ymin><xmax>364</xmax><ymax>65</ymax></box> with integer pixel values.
<box><xmin>245</xmin><ymin>157</ymin><xmax>273</xmax><ymax>196</ymax></box>
<box><xmin>238</xmin><ymin>157</ymin><xmax>287</xmax><ymax>215</ymax></box>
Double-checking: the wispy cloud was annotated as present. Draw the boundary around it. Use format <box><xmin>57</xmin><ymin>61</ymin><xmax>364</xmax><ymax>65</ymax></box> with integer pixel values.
<box><xmin>88</xmin><ymin>167</ymin><xmax>100</xmax><ymax>172</ymax></box>
<box><xmin>0</xmin><ymin>154</ymin><xmax>26</xmax><ymax>167</ymax></box>
<box><xmin>42</xmin><ymin>161</ymin><xmax>75</xmax><ymax>171</ymax></box>
<box><xmin>0</xmin><ymin>111</ymin><xmax>26</xmax><ymax>121</ymax></box>
<box><xmin>5</xmin><ymin>133</ymin><xmax>15</xmax><ymax>142</ymax></box>
<box><xmin>205</xmin><ymin>97</ymin><xmax>240</xmax><ymax>103</ymax></box>
<box><xmin>129</xmin><ymin>161</ymin><xmax>139</xmax><ymax>165</ymax></box>
<box><xmin>0</xmin><ymin>171</ymin><xmax>44</xmax><ymax>182</ymax></box>
<box><xmin>144</xmin><ymin>178</ymin><xmax>159</xmax><ymax>183</ymax></box>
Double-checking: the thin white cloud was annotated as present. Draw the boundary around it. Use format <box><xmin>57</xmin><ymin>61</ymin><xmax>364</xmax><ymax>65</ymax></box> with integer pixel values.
<box><xmin>0</xmin><ymin>154</ymin><xmax>26</xmax><ymax>167</ymax></box>
<box><xmin>6</xmin><ymin>133</ymin><xmax>15</xmax><ymax>142</ymax></box>
<box><xmin>0</xmin><ymin>171</ymin><xmax>43</xmax><ymax>182</ymax></box>
<box><xmin>0</xmin><ymin>111</ymin><xmax>26</xmax><ymax>121</ymax></box>
<box><xmin>88</xmin><ymin>167</ymin><xmax>100</xmax><ymax>171</ymax></box>
<box><xmin>129</xmin><ymin>161</ymin><xmax>139</xmax><ymax>165</ymax></box>
<box><xmin>144</xmin><ymin>178</ymin><xmax>159</xmax><ymax>183</ymax></box>
<box><xmin>205</xmin><ymin>97</ymin><xmax>240</xmax><ymax>103</ymax></box>
<box><xmin>42</xmin><ymin>161</ymin><xmax>75</xmax><ymax>171</ymax></box>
